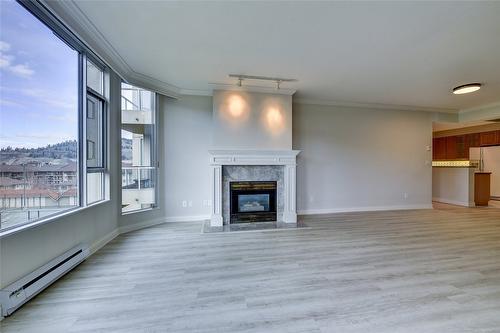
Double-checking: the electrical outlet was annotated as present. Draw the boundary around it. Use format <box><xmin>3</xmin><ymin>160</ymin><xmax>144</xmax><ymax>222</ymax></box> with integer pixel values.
<box><xmin>182</xmin><ymin>200</ymin><xmax>187</xmax><ymax>208</ymax></box>
<box><xmin>188</xmin><ymin>200</ymin><xmax>193</xmax><ymax>207</ymax></box>
<box><xmin>403</xmin><ymin>193</ymin><xmax>408</xmax><ymax>199</ymax></box>
<box><xmin>207</xmin><ymin>200</ymin><xmax>212</xmax><ymax>207</ymax></box>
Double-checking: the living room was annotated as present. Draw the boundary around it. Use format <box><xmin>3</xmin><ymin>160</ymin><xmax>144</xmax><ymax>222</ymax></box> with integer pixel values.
<box><xmin>1</xmin><ymin>1</ymin><xmax>499</xmax><ymax>332</ymax></box>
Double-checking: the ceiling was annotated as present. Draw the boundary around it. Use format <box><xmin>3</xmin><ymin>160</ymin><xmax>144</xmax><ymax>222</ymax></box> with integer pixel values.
<box><xmin>72</xmin><ymin>1</ymin><xmax>500</xmax><ymax>112</ymax></box>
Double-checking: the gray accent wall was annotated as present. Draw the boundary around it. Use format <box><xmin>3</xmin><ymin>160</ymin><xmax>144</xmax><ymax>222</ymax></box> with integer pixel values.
<box><xmin>293</xmin><ymin>102</ymin><xmax>433</xmax><ymax>213</ymax></box>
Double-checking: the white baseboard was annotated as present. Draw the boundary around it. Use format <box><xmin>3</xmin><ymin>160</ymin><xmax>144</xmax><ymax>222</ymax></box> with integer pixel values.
<box><xmin>89</xmin><ymin>228</ymin><xmax>120</xmax><ymax>256</ymax></box>
<box><xmin>118</xmin><ymin>215</ymin><xmax>209</xmax><ymax>235</ymax></box>
<box><xmin>164</xmin><ymin>215</ymin><xmax>210</xmax><ymax>223</ymax></box>
<box><xmin>298</xmin><ymin>204</ymin><xmax>433</xmax><ymax>215</ymax></box>
<box><xmin>432</xmin><ymin>197</ymin><xmax>474</xmax><ymax>207</ymax></box>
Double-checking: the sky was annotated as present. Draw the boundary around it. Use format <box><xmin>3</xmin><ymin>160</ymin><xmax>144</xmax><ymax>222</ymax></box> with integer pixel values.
<box><xmin>0</xmin><ymin>0</ymin><xmax>78</xmax><ymax>150</ymax></box>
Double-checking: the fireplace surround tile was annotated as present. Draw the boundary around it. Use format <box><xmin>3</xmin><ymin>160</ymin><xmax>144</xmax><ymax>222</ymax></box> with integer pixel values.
<box><xmin>223</xmin><ymin>166</ymin><xmax>284</xmax><ymax>223</ymax></box>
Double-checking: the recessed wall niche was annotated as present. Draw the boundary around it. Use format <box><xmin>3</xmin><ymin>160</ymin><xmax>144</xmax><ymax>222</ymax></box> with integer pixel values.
<box><xmin>212</xmin><ymin>89</ymin><xmax>293</xmax><ymax>150</ymax></box>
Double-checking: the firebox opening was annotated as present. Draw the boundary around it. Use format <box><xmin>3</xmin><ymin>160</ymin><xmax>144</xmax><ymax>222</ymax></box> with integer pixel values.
<box><xmin>230</xmin><ymin>181</ymin><xmax>277</xmax><ymax>223</ymax></box>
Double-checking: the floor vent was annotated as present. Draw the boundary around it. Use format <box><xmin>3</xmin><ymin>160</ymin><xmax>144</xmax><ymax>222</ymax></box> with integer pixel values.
<box><xmin>0</xmin><ymin>244</ymin><xmax>89</xmax><ymax>317</ymax></box>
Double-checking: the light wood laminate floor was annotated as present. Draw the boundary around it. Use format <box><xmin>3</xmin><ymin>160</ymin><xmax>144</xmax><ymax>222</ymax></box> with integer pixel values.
<box><xmin>2</xmin><ymin>206</ymin><xmax>500</xmax><ymax>333</ymax></box>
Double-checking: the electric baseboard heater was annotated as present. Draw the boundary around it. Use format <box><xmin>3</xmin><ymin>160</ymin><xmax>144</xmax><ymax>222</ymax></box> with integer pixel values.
<box><xmin>0</xmin><ymin>244</ymin><xmax>89</xmax><ymax>317</ymax></box>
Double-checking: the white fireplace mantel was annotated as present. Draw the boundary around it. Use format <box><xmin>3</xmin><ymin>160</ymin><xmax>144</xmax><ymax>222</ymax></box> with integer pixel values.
<box><xmin>208</xmin><ymin>150</ymin><xmax>301</xmax><ymax>227</ymax></box>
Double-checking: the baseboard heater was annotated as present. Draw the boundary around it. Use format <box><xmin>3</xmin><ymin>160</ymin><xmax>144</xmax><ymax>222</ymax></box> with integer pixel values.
<box><xmin>0</xmin><ymin>244</ymin><xmax>89</xmax><ymax>317</ymax></box>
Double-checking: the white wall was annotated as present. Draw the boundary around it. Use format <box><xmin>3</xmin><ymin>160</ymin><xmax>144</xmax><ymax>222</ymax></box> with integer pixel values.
<box><xmin>212</xmin><ymin>90</ymin><xmax>292</xmax><ymax>150</ymax></box>
<box><xmin>0</xmin><ymin>71</ymin><xmax>122</xmax><ymax>288</ymax></box>
<box><xmin>432</xmin><ymin>167</ymin><xmax>475</xmax><ymax>206</ymax></box>
<box><xmin>482</xmin><ymin>146</ymin><xmax>500</xmax><ymax>198</ymax></box>
<box><xmin>162</xmin><ymin>95</ymin><xmax>212</xmax><ymax>220</ymax></box>
<box><xmin>293</xmin><ymin>103</ymin><xmax>433</xmax><ymax>213</ymax></box>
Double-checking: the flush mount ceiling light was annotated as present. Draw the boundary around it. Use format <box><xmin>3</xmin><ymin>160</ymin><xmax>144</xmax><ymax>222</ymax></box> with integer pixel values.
<box><xmin>229</xmin><ymin>74</ymin><xmax>297</xmax><ymax>90</ymax></box>
<box><xmin>452</xmin><ymin>83</ymin><xmax>482</xmax><ymax>95</ymax></box>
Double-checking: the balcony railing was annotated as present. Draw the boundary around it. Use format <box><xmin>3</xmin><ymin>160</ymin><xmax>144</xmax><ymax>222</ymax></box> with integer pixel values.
<box><xmin>121</xmin><ymin>87</ymin><xmax>153</xmax><ymax>111</ymax></box>
<box><xmin>122</xmin><ymin>166</ymin><xmax>156</xmax><ymax>190</ymax></box>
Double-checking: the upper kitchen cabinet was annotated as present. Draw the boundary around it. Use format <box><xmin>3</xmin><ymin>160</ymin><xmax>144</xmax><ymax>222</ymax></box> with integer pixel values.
<box><xmin>433</xmin><ymin>137</ymin><xmax>447</xmax><ymax>160</ymax></box>
<box><xmin>445</xmin><ymin>136</ymin><xmax>458</xmax><ymax>159</ymax></box>
<box><xmin>480</xmin><ymin>131</ymin><xmax>500</xmax><ymax>146</ymax></box>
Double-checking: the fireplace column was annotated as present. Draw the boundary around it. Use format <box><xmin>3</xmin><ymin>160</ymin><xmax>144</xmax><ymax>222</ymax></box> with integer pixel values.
<box><xmin>210</xmin><ymin>165</ymin><xmax>223</xmax><ymax>226</ymax></box>
<box><xmin>283</xmin><ymin>164</ymin><xmax>297</xmax><ymax>223</ymax></box>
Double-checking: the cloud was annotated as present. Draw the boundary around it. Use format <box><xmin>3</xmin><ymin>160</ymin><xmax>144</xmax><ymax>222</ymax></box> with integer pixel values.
<box><xmin>0</xmin><ymin>41</ymin><xmax>10</xmax><ymax>52</ymax></box>
<box><xmin>9</xmin><ymin>64</ymin><xmax>34</xmax><ymax>78</ymax></box>
<box><xmin>0</xmin><ymin>52</ymin><xmax>13</xmax><ymax>68</ymax></box>
<box><xmin>0</xmin><ymin>41</ymin><xmax>35</xmax><ymax>78</ymax></box>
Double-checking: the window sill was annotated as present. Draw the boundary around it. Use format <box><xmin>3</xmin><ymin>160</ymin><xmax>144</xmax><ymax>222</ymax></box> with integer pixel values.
<box><xmin>0</xmin><ymin>199</ymin><xmax>111</xmax><ymax>239</ymax></box>
<box><xmin>121</xmin><ymin>206</ymin><xmax>159</xmax><ymax>216</ymax></box>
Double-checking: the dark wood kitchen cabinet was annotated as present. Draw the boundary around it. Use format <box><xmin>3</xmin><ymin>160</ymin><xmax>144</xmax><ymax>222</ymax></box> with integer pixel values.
<box><xmin>479</xmin><ymin>130</ymin><xmax>500</xmax><ymax>146</ymax></box>
<box><xmin>445</xmin><ymin>136</ymin><xmax>458</xmax><ymax>159</ymax></box>
<box><xmin>466</xmin><ymin>133</ymin><xmax>480</xmax><ymax>148</ymax></box>
<box><xmin>433</xmin><ymin>130</ymin><xmax>499</xmax><ymax>160</ymax></box>
<box><xmin>455</xmin><ymin>135</ymin><xmax>467</xmax><ymax>159</ymax></box>
<box><xmin>433</xmin><ymin>137</ymin><xmax>447</xmax><ymax>160</ymax></box>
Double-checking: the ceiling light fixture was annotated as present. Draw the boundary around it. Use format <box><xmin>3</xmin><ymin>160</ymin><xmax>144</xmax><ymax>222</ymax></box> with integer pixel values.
<box><xmin>452</xmin><ymin>83</ymin><xmax>482</xmax><ymax>95</ymax></box>
<box><xmin>229</xmin><ymin>74</ymin><xmax>297</xmax><ymax>90</ymax></box>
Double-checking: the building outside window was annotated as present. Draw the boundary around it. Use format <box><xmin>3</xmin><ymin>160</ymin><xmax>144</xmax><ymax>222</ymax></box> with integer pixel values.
<box><xmin>121</xmin><ymin>83</ymin><xmax>157</xmax><ymax>213</ymax></box>
<box><xmin>0</xmin><ymin>1</ymin><xmax>109</xmax><ymax>232</ymax></box>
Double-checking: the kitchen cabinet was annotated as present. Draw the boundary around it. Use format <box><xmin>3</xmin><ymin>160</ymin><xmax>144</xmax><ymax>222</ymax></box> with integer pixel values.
<box><xmin>455</xmin><ymin>135</ymin><xmax>467</xmax><ymax>159</ymax></box>
<box><xmin>474</xmin><ymin>172</ymin><xmax>491</xmax><ymax>206</ymax></box>
<box><xmin>480</xmin><ymin>131</ymin><xmax>500</xmax><ymax>146</ymax></box>
<box><xmin>433</xmin><ymin>137</ymin><xmax>447</xmax><ymax>160</ymax></box>
<box><xmin>445</xmin><ymin>136</ymin><xmax>458</xmax><ymax>159</ymax></box>
<box><xmin>433</xmin><ymin>131</ymin><xmax>499</xmax><ymax>161</ymax></box>
<box><xmin>466</xmin><ymin>133</ymin><xmax>480</xmax><ymax>148</ymax></box>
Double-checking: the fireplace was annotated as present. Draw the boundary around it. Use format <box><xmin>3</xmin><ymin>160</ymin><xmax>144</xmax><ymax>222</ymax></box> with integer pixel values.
<box><xmin>230</xmin><ymin>181</ymin><xmax>277</xmax><ymax>223</ymax></box>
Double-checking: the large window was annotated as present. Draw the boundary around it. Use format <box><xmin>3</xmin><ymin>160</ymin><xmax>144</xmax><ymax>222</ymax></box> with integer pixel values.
<box><xmin>121</xmin><ymin>83</ymin><xmax>157</xmax><ymax>213</ymax></box>
<box><xmin>0</xmin><ymin>1</ymin><xmax>108</xmax><ymax>232</ymax></box>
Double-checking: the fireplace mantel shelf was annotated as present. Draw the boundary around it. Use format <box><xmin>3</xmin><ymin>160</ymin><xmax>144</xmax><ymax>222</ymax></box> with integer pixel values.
<box><xmin>209</xmin><ymin>150</ymin><xmax>301</xmax><ymax>166</ymax></box>
<box><xmin>209</xmin><ymin>149</ymin><xmax>300</xmax><ymax>227</ymax></box>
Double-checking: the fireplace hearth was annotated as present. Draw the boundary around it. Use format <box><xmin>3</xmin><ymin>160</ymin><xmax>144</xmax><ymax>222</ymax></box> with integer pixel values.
<box><xmin>230</xmin><ymin>181</ymin><xmax>277</xmax><ymax>223</ymax></box>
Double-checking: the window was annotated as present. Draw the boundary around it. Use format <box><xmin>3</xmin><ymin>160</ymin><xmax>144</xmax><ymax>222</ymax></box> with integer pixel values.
<box><xmin>121</xmin><ymin>83</ymin><xmax>157</xmax><ymax>213</ymax></box>
<box><xmin>0</xmin><ymin>1</ymin><xmax>109</xmax><ymax>233</ymax></box>
<box><xmin>85</xmin><ymin>61</ymin><xmax>107</xmax><ymax>204</ymax></box>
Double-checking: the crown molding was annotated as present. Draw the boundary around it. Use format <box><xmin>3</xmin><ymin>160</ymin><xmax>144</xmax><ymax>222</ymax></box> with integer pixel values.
<box><xmin>43</xmin><ymin>0</ymin><xmax>181</xmax><ymax>98</ymax></box>
<box><xmin>293</xmin><ymin>98</ymin><xmax>458</xmax><ymax>114</ymax></box>
<box><xmin>458</xmin><ymin>101</ymin><xmax>500</xmax><ymax>122</ymax></box>
<box><xmin>178</xmin><ymin>88</ymin><xmax>213</xmax><ymax>97</ymax></box>
<box><xmin>209</xmin><ymin>83</ymin><xmax>296</xmax><ymax>96</ymax></box>
<box><xmin>459</xmin><ymin>101</ymin><xmax>500</xmax><ymax>114</ymax></box>
<box><xmin>127</xmin><ymin>71</ymin><xmax>180</xmax><ymax>99</ymax></box>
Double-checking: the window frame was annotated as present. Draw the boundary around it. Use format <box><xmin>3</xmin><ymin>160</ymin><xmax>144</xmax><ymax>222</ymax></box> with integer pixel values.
<box><xmin>120</xmin><ymin>82</ymin><xmax>159</xmax><ymax>215</ymax></box>
<box><xmin>0</xmin><ymin>1</ymin><xmax>110</xmax><ymax>237</ymax></box>
<box><xmin>85</xmin><ymin>62</ymin><xmax>108</xmax><ymax>174</ymax></box>
<box><xmin>83</xmin><ymin>58</ymin><xmax>108</xmax><ymax>206</ymax></box>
